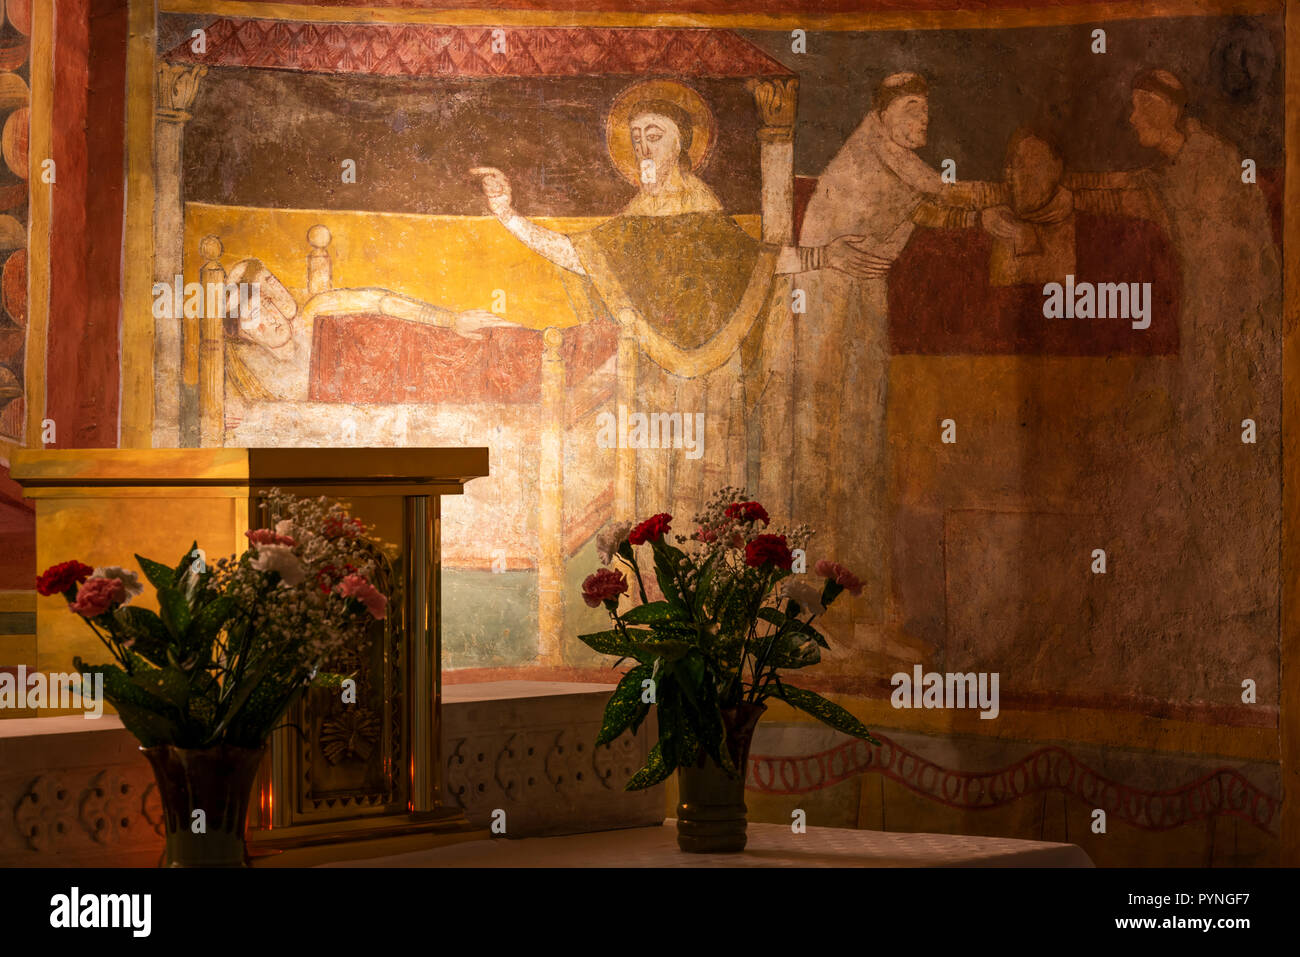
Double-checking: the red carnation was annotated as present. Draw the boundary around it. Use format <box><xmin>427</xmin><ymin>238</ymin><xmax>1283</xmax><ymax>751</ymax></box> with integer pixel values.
<box><xmin>745</xmin><ymin>534</ymin><xmax>793</xmax><ymax>571</ymax></box>
<box><xmin>36</xmin><ymin>560</ymin><xmax>94</xmax><ymax>597</ymax></box>
<box><xmin>724</xmin><ymin>501</ymin><xmax>770</xmax><ymax>527</ymax></box>
<box><xmin>628</xmin><ymin>513</ymin><xmax>672</xmax><ymax>546</ymax></box>
<box><xmin>323</xmin><ymin>515</ymin><xmax>365</xmax><ymax>540</ymax></box>
<box><xmin>582</xmin><ymin>568</ymin><xmax>629</xmax><ymax>608</ymax></box>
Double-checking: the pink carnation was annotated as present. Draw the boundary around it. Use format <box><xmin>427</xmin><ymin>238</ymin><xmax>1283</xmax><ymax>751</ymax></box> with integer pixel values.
<box><xmin>69</xmin><ymin>576</ymin><xmax>127</xmax><ymax>618</ymax></box>
<box><xmin>246</xmin><ymin>528</ymin><xmax>296</xmax><ymax>547</ymax></box>
<box><xmin>336</xmin><ymin>573</ymin><xmax>387</xmax><ymax>620</ymax></box>
<box><xmin>815</xmin><ymin>560</ymin><xmax>864</xmax><ymax>597</ymax></box>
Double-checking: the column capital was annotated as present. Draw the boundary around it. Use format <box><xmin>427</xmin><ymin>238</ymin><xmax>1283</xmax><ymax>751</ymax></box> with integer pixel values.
<box><xmin>156</xmin><ymin>62</ymin><xmax>207</xmax><ymax>122</ymax></box>
<box><xmin>748</xmin><ymin>76</ymin><xmax>799</xmax><ymax>141</ymax></box>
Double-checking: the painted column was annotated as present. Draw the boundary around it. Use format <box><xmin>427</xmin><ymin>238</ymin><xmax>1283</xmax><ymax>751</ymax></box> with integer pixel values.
<box><xmin>614</xmin><ymin>308</ymin><xmax>639</xmax><ymax>523</ymax></box>
<box><xmin>749</xmin><ymin>77</ymin><xmax>798</xmax><ymax>245</ymax></box>
<box><xmin>538</xmin><ymin>327</ymin><xmax>565</xmax><ymax>665</ymax></box>
<box><xmin>153</xmin><ymin>62</ymin><xmax>206</xmax><ymax>448</ymax></box>
<box><xmin>746</xmin><ymin>77</ymin><xmax>799</xmax><ymax>517</ymax></box>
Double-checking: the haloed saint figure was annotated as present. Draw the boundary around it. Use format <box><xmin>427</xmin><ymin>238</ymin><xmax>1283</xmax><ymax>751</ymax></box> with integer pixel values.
<box><xmin>472</xmin><ymin>80</ymin><xmax>862</xmax><ymax>523</ymax></box>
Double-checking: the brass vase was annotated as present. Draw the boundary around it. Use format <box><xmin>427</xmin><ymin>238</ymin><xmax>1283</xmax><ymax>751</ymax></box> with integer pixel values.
<box><xmin>675</xmin><ymin>702</ymin><xmax>766</xmax><ymax>853</ymax></box>
<box><xmin>141</xmin><ymin>744</ymin><xmax>266</xmax><ymax>868</ymax></box>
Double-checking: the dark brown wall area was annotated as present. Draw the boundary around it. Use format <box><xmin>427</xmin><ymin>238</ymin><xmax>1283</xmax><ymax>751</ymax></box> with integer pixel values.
<box><xmin>181</xmin><ymin>72</ymin><xmax>763</xmax><ymax>217</ymax></box>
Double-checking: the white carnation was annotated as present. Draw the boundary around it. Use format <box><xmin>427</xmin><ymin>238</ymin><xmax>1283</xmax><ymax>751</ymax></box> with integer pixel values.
<box><xmin>596</xmin><ymin>522</ymin><xmax>634</xmax><ymax>565</ymax></box>
<box><xmin>781</xmin><ymin>580</ymin><xmax>825</xmax><ymax>616</ymax></box>
<box><xmin>250</xmin><ymin>544</ymin><xmax>306</xmax><ymax>587</ymax></box>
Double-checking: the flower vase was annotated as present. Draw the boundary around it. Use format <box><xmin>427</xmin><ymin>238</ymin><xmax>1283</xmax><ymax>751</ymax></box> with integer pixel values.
<box><xmin>141</xmin><ymin>744</ymin><xmax>266</xmax><ymax>868</ymax></box>
<box><xmin>675</xmin><ymin>702</ymin><xmax>766</xmax><ymax>853</ymax></box>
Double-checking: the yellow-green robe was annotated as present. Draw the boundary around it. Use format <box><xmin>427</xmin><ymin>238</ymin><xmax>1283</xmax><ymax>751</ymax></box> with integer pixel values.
<box><xmin>562</xmin><ymin>173</ymin><xmax>782</xmax><ymax>523</ymax></box>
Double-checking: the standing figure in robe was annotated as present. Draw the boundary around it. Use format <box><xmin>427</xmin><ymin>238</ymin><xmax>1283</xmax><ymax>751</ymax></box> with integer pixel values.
<box><xmin>471</xmin><ymin>80</ymin><xmax>874</xmax><ymax>529</ymax></box>
<box><xmin>794</xmin><ymin>72</ymin><xmax>1000</xmax><ymax>629</ymax></box>
<box><xmin>1124</xmin><ymin>68</ymin><xmax>1280</xmax><ymax>621</ymax></box>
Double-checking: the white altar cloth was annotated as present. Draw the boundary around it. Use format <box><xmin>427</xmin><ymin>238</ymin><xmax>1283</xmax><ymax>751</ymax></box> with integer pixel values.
<box><xmin>320</xmin><ymin>820</ymin><xmax>1093</xmax><ymax>867</ymax></box>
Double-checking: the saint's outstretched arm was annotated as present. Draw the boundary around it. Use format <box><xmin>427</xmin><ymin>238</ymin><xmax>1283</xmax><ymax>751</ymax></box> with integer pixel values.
<box><xmin>470</xmin><ymin>166</ymin><xmax>588</xmax><ymax>275</ymax></box>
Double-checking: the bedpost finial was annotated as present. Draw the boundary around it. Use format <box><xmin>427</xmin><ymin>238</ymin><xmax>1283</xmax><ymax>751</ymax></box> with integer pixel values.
<box><xmin>199</xmin><ymin>234</ymin><xmax>222</xmax><ymax>262</ymax></box>
<box><xmin>308</xmin><ymin>225</ymin><xmax>331</xmax><ymax>249</ymax></box>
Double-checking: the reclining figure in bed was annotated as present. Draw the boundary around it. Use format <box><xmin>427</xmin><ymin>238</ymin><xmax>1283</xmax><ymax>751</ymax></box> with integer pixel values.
<box><xmin>220</xmin><ymin>257</ymin><xmax>512</xmax><ymax>403</ymax></box>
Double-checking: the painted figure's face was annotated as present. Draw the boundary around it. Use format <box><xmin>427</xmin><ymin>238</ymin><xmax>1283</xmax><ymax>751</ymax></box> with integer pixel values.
<box><xmin>1129</xmin><ymin>90</ymin><xmax>1178</xmax><ymax>148</ymax></box>
<box><xmin>243</xmin><ymin>301</ymin><xmax>293</xmax><ymax>349</ymax></box>
<box><xmin>629</xmin><ymin>112</ymin><xmax>682</xmax><ymax>191</ymax></box>
<box><xmin>882</xmin><ymin>94</ymin><xmax>928</xmax><ymax>149</ymax></box>
<box><xmin>1006</xmin><ymin>136</ymin><xmax>1063</xmax><ymax>214</ymax></box>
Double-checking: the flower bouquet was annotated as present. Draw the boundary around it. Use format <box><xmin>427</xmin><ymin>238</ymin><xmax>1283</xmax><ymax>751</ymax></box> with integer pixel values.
<box><xmin>579</xmin><ymin>486</ymin><xmax>879</xmax><ymax>852</ymax></box>
<box><xmin>36</xmin><ymin>489</ymin><xmax>391</xmax><ymax>866</ymax></box>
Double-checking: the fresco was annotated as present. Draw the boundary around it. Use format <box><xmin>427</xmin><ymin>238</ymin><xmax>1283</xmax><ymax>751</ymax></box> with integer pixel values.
<box><xmin>0</xmin><ymin>0</ymin><xmax>30</xmax><ymax>445</ymax></box>
<box><xmin>149</xmin><ymin>9</ymin><xmax>1284</xmax><ymax>862</ymax></box>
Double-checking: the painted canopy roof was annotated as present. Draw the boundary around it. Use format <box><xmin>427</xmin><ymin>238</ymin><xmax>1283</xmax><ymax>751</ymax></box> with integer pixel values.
<box><xmin>161</xmin><ymin>20</ymin><xmax>795</xmax><ymax>78</ymax></box>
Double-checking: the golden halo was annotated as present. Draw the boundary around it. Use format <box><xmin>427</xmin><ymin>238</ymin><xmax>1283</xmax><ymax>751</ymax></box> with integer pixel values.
<box><xmin>606</xmin><ymin>80</ymin><xmax>716</xmax><ymax>186</ymax></box>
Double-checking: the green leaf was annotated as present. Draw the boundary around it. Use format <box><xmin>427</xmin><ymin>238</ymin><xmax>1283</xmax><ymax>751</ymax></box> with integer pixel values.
<box><xmin>76</xmin><ymin>658</ymin><xmax>185</xmax><ymax>747</ymax></box>
<box><xmin>110</xmin><ymin>606</ymin><xmax>173</xmax><ymax>668</ymax></box>
<box><xmin>650</xmin><ymin>538</ymin><xmax>689</xmax><ymax>571</ymax></box>
<box><xmin>652</xmin><ymin>565</ymin><xmax>687</xmax><ymax>615</ymax></box>
<box><xmin>206</xmin><ymin>653</ymin><xmax>285</xmax><ymax>745</ymax></box>
<box><xmin>595</xmin><ymin>663</ymin><xmax>653</xmax><ymax>746</ymax></box>
<box><xmin>628</xmin><ymin>699</ymin><xmax>652</xmax><ymax>736</ymax></box>
<box><xmin>677</xmin><ymin>651</ymin><xmax>705</xmax><ymax>697</ymax></box>
<box><xmin>625</xmin><ymin>740</ymin><xmax>674</xmax><ymax>791</ymax></box>
<box><xmin>821</xmin><ymin>579</ymin><xmax>846</xmax><ymax>608</ymax></box>
<box><xmin>224</xmin><ymin>670</ymin><xmax>305</xmax><ymax>748</ymax></box>
<box><xmin>698</xmin><ymin>702</ymin><xmax>736</xmax><ymax>777</ymax></box>
<box><xmin>759</xmin><ymin>606</ymin><xmax>828</xmax><ymax>648</ymax></box>
<box><xmin>172</xmin><ymin>540</ymin><xmax>201</xmax><ymax>587</ymax></box>
<box><xmin>577</xmin><ymin>627</ymin><xmax>648</xmax><ymax>660</ymax></box>
<box><xmin>630</xmin><ymin>637</ymin><xmax>690</xmax><ymax>661</ymax></box>
<box><xmin>310</xmin><ymin>670</ymin><xmax>355</xmax><ymax>689</ymax></box>
<box><xmin>127</xmin><ymin>660</ymin><xmax>191</xmax><ymax>710</ymax></box>
<box><xmin>183</xmin><ymin>595</ymin><xmax>238</xmax><ymax>657</ymax></box>
<box><xmin>691</xmin><ymin>553</ymin><xmax>718</xmax><ymax>618</ymax></box>
<box><xmin>156</xmin><ymin>587</ymin><xmax>192</xmax><ymax>641</ymax></box>
<box><xmin>135</xmin><ymin>554</ymin><xmax>177</xmax><ymax>593</ymax></box>
<box><xmin>223</xmin><ymin>674</ymin><xmax>304</xmax><ymax>747</ymax></box>
<box><xmin>620</xmin><ymin>601</ymin><xmax>678</xmax><ymax>626</ymax></box>
<box><xmin>767</xmin><ymin>634</ymin><xmax>821</xmax><ymax>669</ymax></box>
<box><xmin>773</xmin><ymin>684</ymin><xmax>881</xmax><ymax>745</ymax></box>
